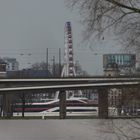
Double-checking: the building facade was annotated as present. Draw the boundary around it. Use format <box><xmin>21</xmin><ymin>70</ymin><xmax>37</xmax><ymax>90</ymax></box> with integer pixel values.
<box><xmin>108</xmin><ymin>88</ymin><xmax>122</xmax><ymax>107</ymax></box>
<box><xmin>103</xmin><ymin>54</ymin><xmax>136</xmax><ymax>75</ymax></box>
<box><xmin>3</xmin><ymin>57</ymin><xmax>19</xmax><ymax>71</ymax></box>
<box><xmin>103</xmin><ymin>61</ymin><xmax>122</xmax><ymax>111</ymax></box>
<box><xmin>0</xmin><ymin>58</ymin><xmax>7</xmax><ymax>77</ymax></box>
<box><xmin>104</xmin><ymin>63</ymin><xmax>120</xmax><ymax>76</ymax></box>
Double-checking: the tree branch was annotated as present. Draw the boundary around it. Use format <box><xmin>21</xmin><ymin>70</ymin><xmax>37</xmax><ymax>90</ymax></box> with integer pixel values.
<box><xmin>106</xmin><ymin>0</ymin><xmax>140</xmax><ymax>13</ymax></box>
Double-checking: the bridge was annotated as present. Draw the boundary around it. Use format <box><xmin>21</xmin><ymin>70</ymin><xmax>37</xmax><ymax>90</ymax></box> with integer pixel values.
<box><xmin>0</xmin><ymin>21</ymin><xmax>139</xmax><ymax>119</ymax></box>
<box><xmin>0</xmin><ymin>77</ymin><xmax>140</xmax><ymax>119</ymax></box>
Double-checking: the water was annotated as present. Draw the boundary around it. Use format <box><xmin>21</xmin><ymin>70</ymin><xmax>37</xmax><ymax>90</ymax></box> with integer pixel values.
<box><xmin>0</xmin><ymin>119</ymin><xmax>139</xmax><ymax>140</ymax></box>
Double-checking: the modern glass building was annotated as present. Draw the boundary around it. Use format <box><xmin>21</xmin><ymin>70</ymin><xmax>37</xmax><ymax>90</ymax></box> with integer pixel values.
<box><xmin>103</xmin><ymin>54</ymin><xmax>136</xmax><ymax>68</ymax></box>
<box><xmin>103</xmin><ymin>54</ymin><xmax>136</xmax><ymax>74</ymax></box>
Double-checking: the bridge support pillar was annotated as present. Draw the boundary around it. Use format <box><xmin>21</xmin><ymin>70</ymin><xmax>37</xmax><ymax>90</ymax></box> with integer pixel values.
<box><xmin>59</xmin><ymin>90</ymin><xmax>66</xmax><ymax>119</ymax></box>
<box><xmin>98</xmin><ymin>88</ymin><xmax>108</xmax><ymax>119</ymax></box>
<box><xmin>2</xmin><ymin>93</ymin><xmax>12</xmax><ymax>118</ymax></box>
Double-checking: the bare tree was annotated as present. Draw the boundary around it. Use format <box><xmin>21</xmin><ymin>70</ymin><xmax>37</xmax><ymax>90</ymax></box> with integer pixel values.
<box><xmin>31</xmin><ymin>62</ymin><xmax>63</xmax><ymax>77</ymax></box>
<box><xmin>31</xmin><ymin>62</ymin><xmax>48</xmax><ymax>71</ymax></box>
<box><xmin>13</xmin><ymin>92</ymin><xmax>34</xmax><ymax>118</ymax></box>
<box><xmin>66</xmin><ymin>0</ymin><xmax>140</xmax><ymax>50</ymax></box>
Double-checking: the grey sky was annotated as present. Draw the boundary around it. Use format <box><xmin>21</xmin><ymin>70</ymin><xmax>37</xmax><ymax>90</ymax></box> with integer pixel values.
<box><xmin>0</xmin><ymin>0</ymin><xmax>121</xmax><ymax>75</ymax></box>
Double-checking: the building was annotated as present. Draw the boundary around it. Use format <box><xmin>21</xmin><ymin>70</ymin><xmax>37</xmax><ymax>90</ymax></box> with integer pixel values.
<box><xmin>104</xmin><ymin>63</ymin><xmax>120</xmax><ymax>76</ymax></box>
<box><xmin>103</xmin><ymin>60</ymin><xmax>122</xmax><ymax>112</ymax></box>
<box><xmin>0</xmin><ymin>58</ymin><xmax>7</xmax><ymax>77</ymax></box>
<box><xmin>103</xmin><ymin>54</ymin><xmax>136</xmax><ymax>75</ymax></box>
<box><xmin>108</xmin><ymin>88</ymin><xmax>122</xmax><ymax>107</ymax></box>
<box><xmin>3</xmin><ymin>57</ymin><xmax>19</xmax><ymax>71</ymax></box>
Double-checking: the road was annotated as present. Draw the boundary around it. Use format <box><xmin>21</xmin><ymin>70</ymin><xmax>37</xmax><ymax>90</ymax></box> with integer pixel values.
<box><xmin>0</xmin><ymin>119</ymin><xmax>139</xmax><ymax>140</ymax></box>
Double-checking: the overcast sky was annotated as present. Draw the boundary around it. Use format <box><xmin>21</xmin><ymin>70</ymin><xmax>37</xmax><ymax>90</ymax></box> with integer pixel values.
<box><xmin>0</xmin><ymin>0</ymin><xmax>122</xmax><ymax>75</ymax></box>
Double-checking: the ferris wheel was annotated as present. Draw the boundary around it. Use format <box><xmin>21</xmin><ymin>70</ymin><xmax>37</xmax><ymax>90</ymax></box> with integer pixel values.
<box><xmin>58</xmin><ymin>21</ymin><xmax>82</xmax><ymax>98</ymax></box>
<box><xmin>61</xmin><ymin>21</ymin><xmax>76</xmax><ymax>77</ymax></box>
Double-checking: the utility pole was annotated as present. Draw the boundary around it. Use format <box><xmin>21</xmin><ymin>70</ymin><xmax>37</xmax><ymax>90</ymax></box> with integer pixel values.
<box><xmin>52</xmin><ymin>56</ymin><xmax>55</xmax><ymax>77</ymax></box>
<box><xmin>59</xmin><ymin>48</ymin><xmax>61</xmax><ymax>77</ymax></box>
<box><xmin>46</xmin><ymin>48</ymin><xmax>48</xmax><ymax>71</ymax></box>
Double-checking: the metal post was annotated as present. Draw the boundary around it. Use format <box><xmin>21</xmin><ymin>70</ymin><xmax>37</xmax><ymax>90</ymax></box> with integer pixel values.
<box><xmin>98</xmin><ymin>88</ymin><xmax>108</xmax><ymax>119</ymax></box>
<box><xmin>59</xmin><ymin>90</ymin><xmax>66</xmax><ymax>119</ymax></box>
<box><xmin>46</xmin><ymin>48</ymin><xmax>48</xmax><ymax>71</ymax></box>
<box><xmin>59</xmin><ymin>48</ymin><xmax>61</xmax><ymax>76</ymax></box>
<box><xmin>53</xmin><ymin>56</ymin><xmax>55</xmax><ymax>77</ymax></box>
